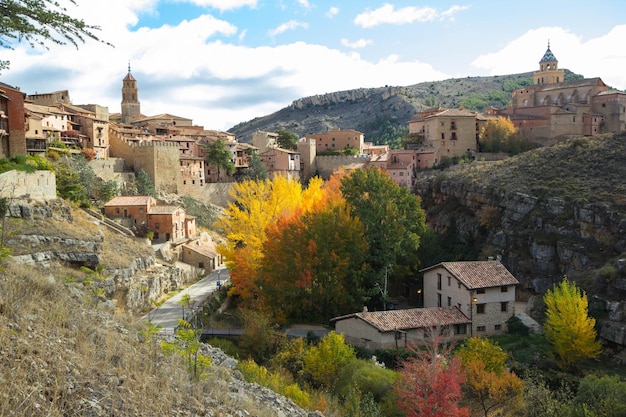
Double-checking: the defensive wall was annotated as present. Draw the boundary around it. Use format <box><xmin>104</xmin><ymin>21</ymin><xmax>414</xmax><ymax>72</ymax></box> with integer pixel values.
<box><xmin>0</xmin><ymin>170</ymin><xmax>56</xmax><ymax>201</ymax></box>
<box><xmin>315</xmin><ymin>154</ymin><xmax>370</xmax><ymax>179</ymax></box>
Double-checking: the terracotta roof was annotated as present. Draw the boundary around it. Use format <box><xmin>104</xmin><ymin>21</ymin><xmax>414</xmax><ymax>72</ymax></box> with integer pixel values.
<box><xmin>182</xmin><ymin>240</ymin><xmax>218</xmax><ymax>258</ymax></box>
<box><xmin>422</xmin><ymin>260</ymin><xmax>519</xmax><ymax>289</ymax></box>
<box><xmin>332</xmin><ymin>307</ymin><xmax>470</xmax><ymax>332</ymax></box>
<box><xmin>104</xmin><ymin>196</ymin><xmax>153</xmax><ymax>206</ymax></box>
<box><xmin>148</xmin><ymin>205</ymin><xmax>181</xmax><ymax>215</ymax></box>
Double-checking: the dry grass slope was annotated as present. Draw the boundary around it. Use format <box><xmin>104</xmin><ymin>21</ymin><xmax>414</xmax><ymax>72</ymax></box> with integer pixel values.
<box><xmin>445</xmin><ymin>133</ymin><xmax>626</xmax><ymax>209</ymax></box>
<box><xmin>0</xmin><ymin>260</ymin><xmax>300</xmax><ymax>417</ymax></box>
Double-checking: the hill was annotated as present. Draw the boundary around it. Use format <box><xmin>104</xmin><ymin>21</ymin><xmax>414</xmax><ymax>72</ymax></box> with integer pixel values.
<box><xmin>227</xmin><ymin>71</ymin><xmax>586</xmax><ymax>144</ymax></box>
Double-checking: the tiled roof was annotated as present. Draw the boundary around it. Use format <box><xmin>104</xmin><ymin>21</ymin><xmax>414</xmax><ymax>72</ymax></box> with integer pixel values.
<box><xmin>539</xmin><ymin>47</ymin><xmax>557</xmax><ymax>63</ymax></box>
<box><xmin>104</xmin><ymin>196</ymin><xmax>152</xmax><ymax>206</ymax></box>
<box><xmin>182</xmin><ymin>240</ymin><xmax>218</xmax><ymax>258</ymax></box>
<box><xmin>149</xmin><ymin>205</ymin><xmax>180</xmax><ymax>215</ymax></box>
<box><xmin>423</xmin><ymin>260</ymin><xmax>519</xmax><ymax>289</ymax></box>
<box><xmin>332</xmin><ymin>307</ymin><xmax>470</xmax><ymax>332</ymax></box>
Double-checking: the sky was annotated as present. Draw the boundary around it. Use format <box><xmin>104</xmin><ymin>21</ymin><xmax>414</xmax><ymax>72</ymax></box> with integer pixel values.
<box><xmin>2</xmin><ymin>0</ymin><xmax>626</xmax><ymax>131</ymax></box>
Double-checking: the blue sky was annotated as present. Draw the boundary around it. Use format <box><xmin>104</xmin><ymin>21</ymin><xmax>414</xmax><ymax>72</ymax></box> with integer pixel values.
<box><xmin>2</xmin><ymin>0</ymin><xmax>625</xmax><ymax>131</ymax></box>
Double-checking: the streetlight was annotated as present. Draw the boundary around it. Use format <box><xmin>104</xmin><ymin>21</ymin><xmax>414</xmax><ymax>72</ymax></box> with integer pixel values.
<box><xmin>469</xmin><ymin>296</ymin><xmax>478</xmax><ymax>337</ymax></box>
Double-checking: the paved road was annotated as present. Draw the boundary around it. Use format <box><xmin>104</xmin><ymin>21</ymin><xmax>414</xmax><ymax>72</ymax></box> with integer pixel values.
<box><xmin>141</xmin><ymin>266</ymin><xmax>229</xmax><ymax>333</ymax></box>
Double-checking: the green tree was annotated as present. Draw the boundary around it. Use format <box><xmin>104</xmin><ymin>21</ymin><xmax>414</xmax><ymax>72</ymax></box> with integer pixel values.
<box><xmin>160</xmin><ymin>319</ymin><xmax>212</xmax><ymax>381</ymax></box>
<box><xmin>260</xmin><ymin>197</ymin><xmax>368</xmax><ymax>323</ymax></box>
<box><xmin>568</xmin><ymin>374</ymin><xmax>626</xmax><ymax>417</ymax></box>
<box><xmin>340</xmin><ymin>167</ymin><xmax>426</xmax><ymax>308</ymax></box>
<box><xmin>543</xmin><ymin>277</ymin><xmax>602</xmax><ymax>368</ymax></box>
<box><xmin>235</xmin><ymin>150</ymin><xmax>268</xmax><ymax>182</ymax></box>
<box><xmin>204</xmin><ymin>138</ymin><xmax>235</xmax><ymax>181</ymax></box>
<box><xmin>135</xmin><ymin>169</ymin><xmax>157</xmax><ymax>197</ymax></box>
<box><xmin>0</xmin><ymin>0</ymin><xmax>107</xmax><ymax>73</ymax></box>
<box><xmin>276</xmin><ymin>129</ymin><xmax>298</xmax><ymax>150</ymax></box>
<box><xmin>303</xmin><ymin>331</ymin><xmax>356</xmax><ymax>389</ymax></box>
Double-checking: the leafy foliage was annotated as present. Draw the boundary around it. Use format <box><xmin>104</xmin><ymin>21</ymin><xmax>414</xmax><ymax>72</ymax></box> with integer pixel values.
<box><xmin>276</xmin><ymin>129</ymin><xmax>298</xmax><ymax>150</ymax></box>
<box><xmin>359</xmin><ymin>115</ymin><xmax>408</xmax><ymax>149</ymax></box>
<box><xmin>160</xmin><ymin>319</ymin><xmax>212</xmax><ymax>381</ymax></box>
<box><xmin>543</xmin><ymin>277</ymin><xmax>602</xmax><ymax>368</ymax></box>
<box><xmin>302</xmin><ymin>331</ymin><xmax>356</xmax><ymax>389</ymax></box>
<box><xmin>134</xmin><ymin>169</ymin><xmax>157</xmax><ymax>197</ymax></box>
<box><xmin>458</xmin><ymin>338</ymin><xmax>523</xmax><ymax>417</ymax></box>
<box><xmin>340</xmin><ymin>167</ymin><xmax>427</xmax><ymax>307</ymax></box>
<box><xmin>0</xmin><ymin>154</ymin><xmax>53</xmax><ymax>173</ymax></box>
<box><xmin>478</xmin><ymin>116</ymin><xmax>537</xmax><ymax>155</ymax></box>
<box><xmin>568</xmin><ymin>374</ymin><xmax>626</xmax><ymax>417</ymax></box>
<box><xmin>260</xmin><ymin>193</ymin><xmax>368</xmax><ymax>322</ymax></box>
<box><xmin>0</xmin><ymin>0</ymin><xmax>107</xmax><ymax>73</ymax></box>
<box><xmin>235</xmin><ymin>150</ymin><xmax>268</xmax><ymax>182</ymax></box>
<box><xmin>204</xmin><ymin>138</ymin><xmax>235</xmax><ymax>181</ymax></box>
<box><xmin>214</xmin><ymin>176</ymin><xmax>325</xmax><ymax>304</ymax></box>
<box><xmin>394</xmin><ymin>338</ymin><xmax>469</xmax><ymax>417</ymax></box>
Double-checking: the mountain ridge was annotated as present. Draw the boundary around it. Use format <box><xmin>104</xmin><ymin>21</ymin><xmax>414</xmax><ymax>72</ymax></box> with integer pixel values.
<box><xmin>228</xmin><ymin>71</ymin><xmax>539</xmax><ymax>143</ymax></box>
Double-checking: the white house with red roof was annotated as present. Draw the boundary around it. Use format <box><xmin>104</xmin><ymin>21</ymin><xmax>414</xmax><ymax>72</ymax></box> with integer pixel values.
<box><xmin>420</xmin><ymin>260</ymin><xmax>519</xmax><ymax>336</ymax></box>
<box><xmin>331</xmin><ymin>307</ymin><xmax>471</xmax><ymax>350</ymax></box>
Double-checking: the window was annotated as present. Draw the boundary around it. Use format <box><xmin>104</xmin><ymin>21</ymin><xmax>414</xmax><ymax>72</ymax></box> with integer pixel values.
<box><xmin>458</xmin><ymin>282</ymin><xmax>461</xmax><ymax>289</ymax></box>
<box><xmin>454</xmin><ymin>324</ymin><xmax>467</xmax><ymax>335</ymax></box>
<box><xmin>495</xmin><ymin>324</ymin><xmax>502</xmax><ymax>331</ymax></box>
<box><xmin>441</xmin><ymin>133</ymin><xmax>445</xmax><ymax>140</ymax></box>
<box><xmin>155</xmin><ymin>223</ymin><xmax>160</xmax><ymax>229</ymax></box>
<box><xmin>477</xmin><ymin>326</ymin><xmax>486</xmax><ymax>332</ymax></box>
<box><xmin>447</xmin><ymin>296</ymin><xmax>451</xmax><ymax>307</ymax></box>
<box><xmin>501</xmin><ymin>302</ymin><xmax>508</xmax><ymax>312</ymax></box>
<box><xmin>139</xmin><ymin>208</ymin><xmax>144</xmax><ymax>214</ymax></box>
<box><xmin>199</xmin><ymin>262</ymin><xmax>204</xmax><ymax>268</ymax></box>
<box><xmin>447</xmin><ymin>276</ymin><xmax>451</xmax><ymax>286</ymax></box>
<box><xmin>437</xmin><ymin>273</ymin><xmax>442</xmax><ymax>290</ymax></box>
<box><xmin>450</xmin><ymin>121</ymin><xmax>456</xmax><ymax>130</ymax></box>
<box><xmin>477</xmin><ymin>288</ymin><xmax>486</xmax><ymax>294</ymax></box>
<box><xmin>451</xmin><ymin>132</ymin><xmax>457</xmax><ymax>140</ymax></box>
<box><xmin>115</xmin><ymin>208</ymin><xmax>120</xmax><ymax>214</ymax></box>
<box><xmin>476</xmin><ymin>303</ymin><xmax>486</xmax><ymax>314</ymax></box>
<box><xmin>437</xmin><ymin>293</ymin><xmax>442</xmax><ymax>307</ymax></box>
<box><xmin>501</xmin><ymin>286</ymin><xmax>508</xmax><ymax>293</ymax></box>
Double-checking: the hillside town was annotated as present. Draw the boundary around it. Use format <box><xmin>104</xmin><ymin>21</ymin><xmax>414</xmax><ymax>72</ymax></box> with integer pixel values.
<box><xmin>2</xmin><ymin>44</ymin><xmax>625</xmax><ymax>199</ymax></box>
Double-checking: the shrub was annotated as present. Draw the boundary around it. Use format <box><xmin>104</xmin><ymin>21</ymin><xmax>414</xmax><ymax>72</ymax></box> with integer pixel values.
<box><xmin>507</xmin><ymin>315</ymin><xmax>530</xmax><ymax>336</ymax></box>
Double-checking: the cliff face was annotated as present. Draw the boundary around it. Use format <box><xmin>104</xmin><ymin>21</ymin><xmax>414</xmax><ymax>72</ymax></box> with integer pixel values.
<box><xmin>227</xmin><ymin>72</ymin><xmax>534</xmax><ymax>143</ymax></box>
<box><xmin>418</xmin><ymin>134</ymin><xmax>626</xmax><ymax>344</ymax></box>
<box><xmin>4</xmin><ymin>199</ymin><xmax>202</xmax><ymax>312</ymax></box>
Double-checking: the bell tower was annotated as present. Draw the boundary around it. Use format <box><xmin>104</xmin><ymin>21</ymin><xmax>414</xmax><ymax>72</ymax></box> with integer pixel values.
<box><xmin>533</xmin><ymin>41</ymin><xmax>565</xmax><ymax>85</ymax></box>
<box><xmin>121</xmin><ymin>63</ymin><xmax>141</xmax><ymax>124</ymax></box>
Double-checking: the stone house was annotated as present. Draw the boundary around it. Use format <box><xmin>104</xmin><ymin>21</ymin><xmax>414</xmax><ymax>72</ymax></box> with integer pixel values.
<box><xmin>421</xmin><ymin>260</ymin><xmax>519</xmax><ymax>336</ymax></box>
<box><xmin>181</xmin><ymin>234</ymin><xmax>222</xmax><ymax>273</ymax></box>
<box><xmin>103</xmin><ymin>196</ymin><xmax>196</xmax><ymax>243</ymax></box>
<box><xmin>0</xmin><ymin>82</ymin><xmax>27</xmax><ymax>158</ymax></box>
<box><xmin>260</xmin><ymin>147</ymin><xmax>301</xmax><ymax>181</ymax></box>
<box><xmin>306</xmin><ymin>128</ymin><xmax>365</xmax><ymax>154</ymax></box>
<box><xmin>332</xmin><ymin>307</ymin><xmax>471</xmax><ymax>350</ymax></box>
<box><xmin>408</xmin><ymin>108</ymin><xmax>478</xmax><ymax>164</ymax></box>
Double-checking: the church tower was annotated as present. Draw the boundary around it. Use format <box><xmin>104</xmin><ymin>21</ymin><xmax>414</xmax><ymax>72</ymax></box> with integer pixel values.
<box><xmin>121</xmin><ymin>63</ymin><xmax>141</xmax><ymax>124</ymax></box>
<box><xmin>533</xmin><ymin>41</ymin><xmax>565</xmax><ymax>85</ymax></box>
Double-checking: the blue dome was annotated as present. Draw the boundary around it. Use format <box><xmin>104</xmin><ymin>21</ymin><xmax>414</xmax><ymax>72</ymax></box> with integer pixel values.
<box><xmin>540</xmin><ymin>47</ymin><xmax>557</xmax><ymax>63</ymax></box>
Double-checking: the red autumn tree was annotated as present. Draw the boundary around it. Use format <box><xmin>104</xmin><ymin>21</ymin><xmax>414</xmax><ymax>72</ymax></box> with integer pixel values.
<box><xmin>394</xmin><ymin>335</ymin><xmax>469</xmax><ymax>417</ymax></box>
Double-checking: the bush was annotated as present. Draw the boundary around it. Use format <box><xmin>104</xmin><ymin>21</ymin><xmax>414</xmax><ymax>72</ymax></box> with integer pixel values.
<box><xmin>507</xmin><ymin>315</ymin><xmax>530</xmax><ymax>336</ymax></box>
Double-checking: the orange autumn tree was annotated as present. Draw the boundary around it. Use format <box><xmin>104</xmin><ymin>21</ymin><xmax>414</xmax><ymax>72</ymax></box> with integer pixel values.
<box><xmin>259</xmin><ymin>178</ymin><xmax>368</xmax><ymax>323</ymax></box>
<box><xmin>214</xmin><ymin>176</ymin><xmax>324</xmax><ymax>306</ymax></box>
<box><xmin>457</xmin><ymin>338</ymin><xmax>524</xmax><ymax>417</ymax></box>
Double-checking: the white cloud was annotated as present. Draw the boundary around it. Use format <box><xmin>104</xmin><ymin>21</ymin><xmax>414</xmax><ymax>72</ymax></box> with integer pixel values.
<box><xmin>341</xmin><ymin>38</ymin><xmax>373</xmax><ymax>49</ymax></box>
<box><xmin>267</xmin><ymin>20</ymin><xmax>309</xmax><ymax>37</ymax></box>
<box><xmin>297</xmin><ymin>0</ymin><xmax>310</xmax><ymax>9</ymax></box>
<box><xmin>326</xmin><ymin>6</ymin><xmax>339</xmax><ymax>18</ymax></box>
<box><xmin>470</xmin><ymin>26</ymin><xmax>626</xmax><ymax>90</ymax></box>
<box><xmin>354</xmin><ymin>3</ymin><xmax>437</xmax><ymax>28</ymax></box>
<box><xmin>439</xmin><ymin>5</ymin><xmax>469</xmax><ymax>21</ymax></box>
<box><xmin>182</xmin><ymin>0</ymin><xmax>257</xmax><ymax>11</ymax></box>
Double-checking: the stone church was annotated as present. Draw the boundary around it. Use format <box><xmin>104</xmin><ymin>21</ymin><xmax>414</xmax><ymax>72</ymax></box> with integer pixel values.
<box><xmin>500</xmin><ymin>43</ymin><xmax>626</xmax><ymax>143</ymax></box>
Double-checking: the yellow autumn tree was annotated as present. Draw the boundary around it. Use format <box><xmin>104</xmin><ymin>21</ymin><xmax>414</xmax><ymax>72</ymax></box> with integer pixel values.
<box><xmin>479</xmin><ymin>116</ymin><xmax>518</xmax><ymax>153</ymax></box>
<box><xmin>214</xmin><ymin>175</ymin><xmax>324</xmax><ymax>303</ymax></box>
<box><xmin>458</xmin><ymin>338</ymin><xmax>524</xmax><ymax>417</ymax></box>
<box><xmin>543</xmin><ymin>277</ymin><xmax>602</xmax><ymax>368</ymax></box>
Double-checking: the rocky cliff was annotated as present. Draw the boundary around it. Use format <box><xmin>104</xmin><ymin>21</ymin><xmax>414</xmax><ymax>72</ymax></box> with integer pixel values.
<box><xmin>228</xmin><ymin>72</ymin><xmax>536</xmax><ymax>143</ymax></box>
<box><xmin>418</xmin><ymin>133</ymin><xmax>626</xmax><ymax>344</ymax></box>
<box><xmin>4</xmin><ymin>198</ymin><xmax>203</xmax><ymax>312</ymax></box>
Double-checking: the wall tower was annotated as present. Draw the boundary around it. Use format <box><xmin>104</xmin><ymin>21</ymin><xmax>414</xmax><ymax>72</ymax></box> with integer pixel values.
<box><xmin>121</xmin><ymin>63</ymin><xmax>141</xmax><ymax>124</ymax></box>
